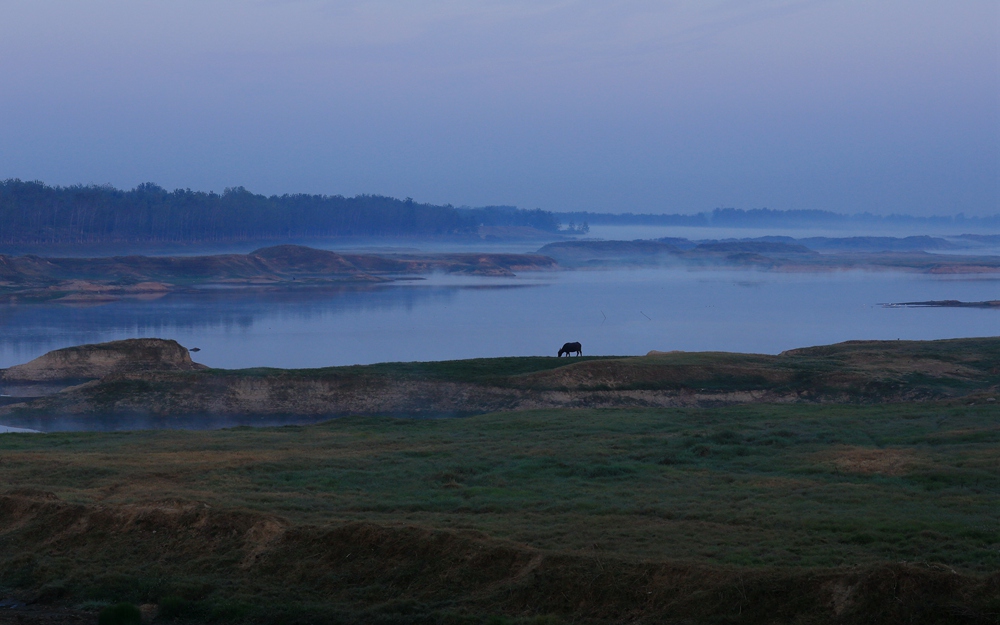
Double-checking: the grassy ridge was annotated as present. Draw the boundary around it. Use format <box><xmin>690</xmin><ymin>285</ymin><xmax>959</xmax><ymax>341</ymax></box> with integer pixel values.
<box><xmin>7</xmin><ymin>337</ymin><xmax>1000</xmax><ymax>425</ymax></box>
<box><xmin>145</xmin><ymin>335</ymin><xmax>1000</xmax><ymax>397</ymax></box>
<box><xmin>201</xmin><ymin>336</ymin><xmax>1000</xmax><ymax>390</ymax></box>
<box><xmin>228</xmin><ymin>355</ymin><xmax>622</xmax><ymax>383</ymax></box>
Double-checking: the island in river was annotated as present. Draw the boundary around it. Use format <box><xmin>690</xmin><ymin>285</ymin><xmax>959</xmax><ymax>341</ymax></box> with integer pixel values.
<box><xmin>537</xmin><ymin>239</ymin><xmax>1000</xmax><ymax>273</ymax></box>
<box><xmin>5</xmin><ymin>239</ymin><xmax>1000</xmax><ymax>304</ymax></box>
<box><xmin>881</xmin><ymin>299</ymin><xmax>1000</xmax><ymax>308</ymax></box>
<box><xmin>0</xmin><ymin>244</ymin><xmax>557</xmax><ymax>303</ymax></box>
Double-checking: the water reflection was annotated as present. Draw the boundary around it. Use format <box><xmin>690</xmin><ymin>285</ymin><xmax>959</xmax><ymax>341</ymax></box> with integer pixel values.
<box><xmin>0</xmin><ymin>278</ymin><xmax>542</xmax><ymax>368</ymax></box>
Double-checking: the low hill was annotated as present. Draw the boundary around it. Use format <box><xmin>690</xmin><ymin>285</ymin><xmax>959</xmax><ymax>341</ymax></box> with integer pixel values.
<box><xmin>0</xmin><ymin>339</ymin><xmax>206</xmax><ymax>383</ymax></box>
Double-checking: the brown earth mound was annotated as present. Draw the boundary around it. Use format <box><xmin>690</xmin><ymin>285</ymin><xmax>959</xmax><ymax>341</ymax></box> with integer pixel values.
<box><xmin>0</xmin><ymin>491</ymin><xmax>996</xmax><ymax>624</ymax></box>
<box><xmin>0</xmin><ymin>339</ymin><xmax>206</xmax><ymax>382</ymax></box>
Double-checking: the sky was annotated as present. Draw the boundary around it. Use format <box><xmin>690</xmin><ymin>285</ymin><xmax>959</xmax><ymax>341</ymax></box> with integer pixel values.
<box><xmin>0</xmin><ymin>0</ymin><xmax>997</xmax><ymax>216</ymax></box>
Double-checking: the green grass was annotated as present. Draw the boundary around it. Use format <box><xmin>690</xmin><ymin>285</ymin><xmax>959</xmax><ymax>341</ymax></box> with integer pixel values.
<box><xmin>0</xmin><ymin>402</ymin><xmax>997</xmax><ymax>572</ymax></box>
<box><xmin>204</xmin><ymin>355</ymin><xmax>621</xmax><ymax>383</ymax></box>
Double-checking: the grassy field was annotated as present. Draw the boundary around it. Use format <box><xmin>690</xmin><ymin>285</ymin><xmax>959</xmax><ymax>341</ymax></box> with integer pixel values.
<box><xmin>0</xmin><ymin>401</ymin><xmax>998</xmax><ymax>623</ymax></box>
<box><xmin>4</xmin><ymin>402</ymin><xmax>997</xmax><ymax>569</ymax></box>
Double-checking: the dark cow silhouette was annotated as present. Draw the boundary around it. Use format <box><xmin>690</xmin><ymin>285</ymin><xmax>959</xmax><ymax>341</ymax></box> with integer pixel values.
<box><xmin>558</xmin><ymin>342</ymin><xmax>582</xmax><ymax>357</ymax></box>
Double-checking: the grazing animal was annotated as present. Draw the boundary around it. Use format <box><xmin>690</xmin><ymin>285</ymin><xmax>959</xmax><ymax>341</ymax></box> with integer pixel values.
<box><xmin>558</xmin><ymin>342</ymin><xmax>582</xmax><ymax>357</ymax></box>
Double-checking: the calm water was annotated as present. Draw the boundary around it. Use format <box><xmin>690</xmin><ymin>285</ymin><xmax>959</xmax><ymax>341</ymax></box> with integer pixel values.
<box><xmin>1</xmin><ymin>268</ymin><xmax>998</xmax><ymax>369</ymax></box>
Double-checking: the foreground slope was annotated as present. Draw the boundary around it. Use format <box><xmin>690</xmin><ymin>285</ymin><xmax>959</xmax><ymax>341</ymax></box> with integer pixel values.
<box><xmin>0</xmin><ymin>402</ymin><xmax>998</xmax><ymax>624</ymax></box>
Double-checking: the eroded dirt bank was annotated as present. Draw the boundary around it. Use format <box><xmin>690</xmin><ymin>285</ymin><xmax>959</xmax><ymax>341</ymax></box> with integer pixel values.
<box><xmin>0</xmin><ymin>491</ymin><xmax>995</xmax><ymax>625</ymax></box>
<box><xmin>1</xmin><ymin>375</ymin><xmax>808</xmax><ymax>423</ymax></box>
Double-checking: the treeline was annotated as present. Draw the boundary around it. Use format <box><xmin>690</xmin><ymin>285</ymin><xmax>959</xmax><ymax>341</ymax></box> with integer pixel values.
<box><xmin>556</xmin><ymin>208</ymin><xmax>1000</xmax><ymax>229</ymax></box>
<box><xmin>455</xmin><ymin>205</ymin><xmax>560</xmax><ymax>231</ymax></box>
<box><xmin>0</xmin><ymin>180</ymin><xmax>562</xmax><ymax>243</ymax></box>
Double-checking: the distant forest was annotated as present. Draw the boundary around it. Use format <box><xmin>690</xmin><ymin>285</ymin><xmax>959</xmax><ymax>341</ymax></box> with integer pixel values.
<box><xmin>557</xmin><ymin>208</ymin><xmax>1000</xmax><ymax>229</ymax></box>
<box><xmin>3</xmin><ymin>179</ymin><xmax>995</xmax><ymax>244</ymax></box>
<box><xmin>0</xmin><ymin>180</ymin><xmax>561</xmax><ymax>243</ymax></box>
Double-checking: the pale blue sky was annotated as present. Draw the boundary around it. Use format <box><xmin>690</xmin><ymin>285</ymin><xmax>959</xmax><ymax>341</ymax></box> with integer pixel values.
<box><xmin>0</xmin><ymin>1</ymin><xmax>996</xmax><ymax>215</ymax></box>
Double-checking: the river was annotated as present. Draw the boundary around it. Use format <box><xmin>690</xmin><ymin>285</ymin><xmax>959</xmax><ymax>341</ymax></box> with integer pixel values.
<box><xmin>1</xmin><ymin>267</ymin><xmax>997</xmax><ymax>369</ymax></box>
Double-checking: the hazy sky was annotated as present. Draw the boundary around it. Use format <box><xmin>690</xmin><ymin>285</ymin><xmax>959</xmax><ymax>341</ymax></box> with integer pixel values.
<box><xmin>1</xmin><ymin>1</ymin><xmax>997</xmax><ymax>215</ymax></box>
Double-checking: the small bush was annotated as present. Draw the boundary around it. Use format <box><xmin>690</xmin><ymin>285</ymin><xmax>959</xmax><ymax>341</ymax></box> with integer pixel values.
<box><xmin>98</xmin><ymin>603</ymin><xmax>142</xmax><ymax>625</ymax></box>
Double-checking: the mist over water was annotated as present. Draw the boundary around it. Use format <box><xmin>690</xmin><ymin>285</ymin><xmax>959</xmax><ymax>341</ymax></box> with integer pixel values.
<box><xmin>585</xmin><ymin>224</ymin><xmax>1000</xmax><ymax>244</ymax></box>
<box><xmin>2</xmin><ymin>268</ymin><xmax>998</xmax><ymax>370</ymax></box>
